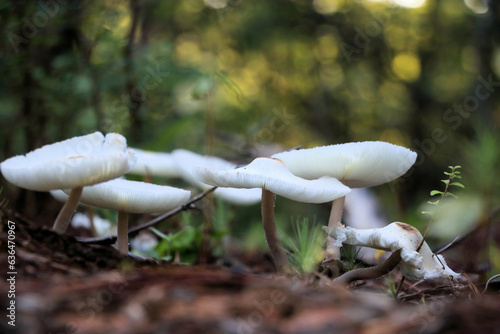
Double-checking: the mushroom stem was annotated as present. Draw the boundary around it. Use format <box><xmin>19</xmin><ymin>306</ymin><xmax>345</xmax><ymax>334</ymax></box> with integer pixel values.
<box><xmin>117</xmin><ymin>211</ymin><xmax>129</xmax><ymax>254</ymax></box>
<box><xmin>328</xmin><ymin>196</ymin><xmax>345</xmax><ymax>228</ymax></box>
<box><xmin>52</xmin><ymin>186</ymin><xmax>83</xmax><ymax>234</ymax></box>
<box><xmin>261</xmin><ymin>188</ymin><xmax>292</xmax><ymax>274</ymax></box>
<box><xmin>325</xmin><ymin>196</ymin><xmax>345</xmax><ymax>261</ymax></box>
<box><xmin>334</xmin><ymin>249</ymin><xmax>402</xmax><ymax>285</ymax></box>
<box><xmin>88</xmin><ymin>207</ymin><xmax>99</xmax><ymax>237</ymax></box>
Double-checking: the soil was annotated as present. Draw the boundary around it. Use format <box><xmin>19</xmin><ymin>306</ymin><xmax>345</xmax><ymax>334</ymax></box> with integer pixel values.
<box><xmin>1</xmin><ymin>211</ymin><xmax>499</xmax><ymax>334</ymax></box>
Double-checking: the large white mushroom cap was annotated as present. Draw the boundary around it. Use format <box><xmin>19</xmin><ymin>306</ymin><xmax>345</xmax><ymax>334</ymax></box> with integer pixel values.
<box><xmin>63</xmin><ymin>178</ymin><xmax>191</xmax><ymax>214</ymax></box>
<box><xmin>128</xmin><ymin>148</ymin><xmax>181</xmax><ymax>178</ymax></box>
<box><xmin>171</xmin><ymin>149</ymin><xmax>262</xmax><ymax>205</ymax></box>
<box><xmin>1</xmin><ymin>132</ymin><xmax>136</xmax><ymax>191</ymax></box>
<box><xmin>323</xmin><ymin>222</ymin><xmax>460</xmax><ymax>281</ymax></box>
<box><xmin>196</xmin><ymin>157</ymin><xmax>351</xmax><ymax>203</ymax></box>
<box><xmin>272</xmin><ymin>141</ymin><xmax>417</xmax><ymax>188</ymax></box>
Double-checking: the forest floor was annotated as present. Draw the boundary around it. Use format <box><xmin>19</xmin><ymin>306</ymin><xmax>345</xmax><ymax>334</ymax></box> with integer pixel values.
<box><xmin>1</xmin><ymin>214</ymin><xmax>499</xmax><ymax>334</ymax></box>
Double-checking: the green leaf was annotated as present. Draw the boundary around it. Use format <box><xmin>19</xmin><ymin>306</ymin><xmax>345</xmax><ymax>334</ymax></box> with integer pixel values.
<box><xmin>421</xmin><ymin>211</ymin><xmax>434</xmax><ymax>216</ymax></box>
<box><xmin>150</xmin><ymin>227</ymin><xmax>170</xmax><ymax>240</ymax></box>
<box><xmin>427</xmin><ymin>200</ymin><xmax>440</xmax><ymax>205</ymax></box>
<box><xmin>441</xmin><ymin>179</ymin><xmax>450</xmax><ymax>186</ymax></box>
<box><xmin>430</xmin><ymin>190</ymin><xmax>443</xmax><ymax>196</ymax></box>
<box><xmin>450</xmin><ymin>182</ymin><xmax>465</xmax><ymax>188</ymax></box>
<box><xmin>445</xmin><ymin>192</ymin><xmax>458</xmax><ymax>198</ymax></box>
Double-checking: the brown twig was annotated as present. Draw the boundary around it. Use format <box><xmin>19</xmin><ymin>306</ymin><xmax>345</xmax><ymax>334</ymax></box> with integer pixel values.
<box><xmin>76</xmin><ymin>187</ymin><xmax>217</xmax><ymax>245</ymax></box>
<box><xmin>334</xmin><ymin>250</ymin><xmax>402</xmax><ymax>285</ymax></box>
<box><xmin>395</xmin><ymin>276</ymin><xmax>406</xmax><ymax>298</ymax></box>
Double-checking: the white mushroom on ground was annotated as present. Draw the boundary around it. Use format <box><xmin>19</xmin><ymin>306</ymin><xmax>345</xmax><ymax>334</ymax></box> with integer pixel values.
<box><xmin>323</xmin><ymin>222</ymin><xmax>461</xmax><ymax>282</ymax></box>
<box><xmin>0</xmin><ymin>132</ymin><xmax>136</xmax><ymax>234</ymax></box>
<box><xmin>171</xmin><ymin>149</ymin><xmax>262</xmax><ymax>205</ymax></box>
<box><xmin>71</xmin><ymin>212</ymin><xmax>116</xmax><ymax>237</ymax></box>
<box><xmin>195</xmin><ymin>157</ymin><xmax>350</xmax><ymax>274</ymax></box>
<box><xmin>272</xmin><ymin>141</ymin><xmax>417</xmax><ymax>260</ymax></box>
<box><xmin>344</xmin><ymin>188</ymin><xmax>390</xmax><ymax>264</ymax></box>
<box><xmin>63</xmin><ymin>178</ymin><xmax>191</xmax><ymax>254</ymax></box>
<box><xmin>127</xmin><ymin>148</ymin><xmax>181</xmax><ymax>178</ymax></box>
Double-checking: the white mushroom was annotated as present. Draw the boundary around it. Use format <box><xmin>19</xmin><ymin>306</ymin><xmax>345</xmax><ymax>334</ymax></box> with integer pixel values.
<box><xmin>49</xmin><ymin>189</ymin><xmax>71</xmax><ymax>203</ymax></box>
<box><xmin>272</xmin><ymin>141</ymin><xmax>417</xmax><ymax>187</ymax></box>
<box><xmin>127</xmin><ymin>148</ymin><xmax>181</xmax><ymax>178</ymax></box>
<box><xmin>1</xmin><ymin>132</ymin><xmax>136</xmax><ymax>234</ymax></box>
<box><xmin>63</xmin><ymin>178</ymin><xmax>191</xmax><ymax>254</ymax></box>
<box><xmin>171</xmin><ymin>149</ymin><xmax>262</xmax><ymax>205</ymax></box>
<box><xmin>272</xmin><ymin>141</ymin><xmax>417</xmax><ymax>259</ymax></box>
<box><xmin>344</xmin><ymin>188</ymin><xmax>390</xmax><ymax>264</ymax></box>
<box><xmin>196</xmin><ymin>157</ymin><xmax>350</xmax><ymax>273</ymax></box>
<box><xmin>71</xmin><ymin>212</ymin><xmax>116</xmax><ymax>237</ymax></box>
<box><xmin>323</xmin><ymin>222</ymin><xmax>460</xmax><ymax>281</ymax></box>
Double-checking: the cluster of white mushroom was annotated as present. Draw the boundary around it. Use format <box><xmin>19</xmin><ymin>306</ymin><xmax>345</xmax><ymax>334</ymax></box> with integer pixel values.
<box><xmin>0</xmin><ymin>132</ymin><xmax>461</xmax><ymax>282</ymax></box>
<box><xmin>0</xmin><ymin>132</ymin><xmax>263</xmax><ymax>254</ymax></box>
<box><xmin>194</xmin><ymin>141</ymin><xmax>460</xmax><ymax>281</ymax></box>
<box><xmin>0</xmin><ymin>132</ymin><xmax>190</xmax><ymax>254</ymax></box>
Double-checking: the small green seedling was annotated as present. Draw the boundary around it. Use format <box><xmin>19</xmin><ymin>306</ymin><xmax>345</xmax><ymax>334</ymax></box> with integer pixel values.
<box><xmin>148</xmin><ymin>212</ymin><xmax>201</xmax><ymax>263</ymax></box>
<box><xmin>341</xmin><ymin>244</ymin><xmax>363</xmax><ymax>272</ymax></box>
<box><xmin>284</xmin><ymin>217</ymin><xmax>325</xmax><ymax>274</ymax></box>
<box><xmin>384</xmin><ymin>272</ymin><xmax>398</xmax><ymax>298</ymax></box>
<box><xmin>210</xmin><ymin>198</ymin><xmax>234</xmax><ymax>257</ymax></box>
<box><xmin>419</xmin><ymin>165</ymin><xmax>464</xmax><ymax>250</ymax></box>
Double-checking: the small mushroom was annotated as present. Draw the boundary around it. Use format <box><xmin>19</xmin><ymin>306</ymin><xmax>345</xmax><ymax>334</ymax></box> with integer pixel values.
<box><xmin>0</xmin><ymin>132</ymin><xmax>136</xmax><ymax>234</ymax></box>
<box><xmin>63</xmin><ymin>178</ymin><xmax>191</xmax><ymax>254</ymax></box>
<box><xmin>323</xmin><ymin>222</ymin><xmax>461</xmax><ymax>281</ymax></box>
<box><xmin>195</xmin><ymin>157</ymin><xmax>350</xmax><ymax>273</ymax></box>
<box><xmin>171</xmin><ymin>149</ymin><xmax>262</xmax><ymax>205</ymax></box>
<box><xmin>128</xmin><ymin>148</ymin><xmax>181</xmax><ymax>178</ymax></box>
<box><xmin>71</xmin><ymin>212</ymin><xmax>116</xmax><ymax>237</ymax></box>
<box><xmin>272</xmin><ymin>141</ymin><xmax>417</xmax><ymax>259</ymax></box>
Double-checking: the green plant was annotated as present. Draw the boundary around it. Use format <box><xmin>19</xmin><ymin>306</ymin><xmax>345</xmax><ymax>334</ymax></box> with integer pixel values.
<box><xmin>419</xmin><ymin>166</ymin><xmax>464</xmax><ymax>249</ymax></box>
<box><xmin>210</xmin><ymin>198</ymin><xmax>234</xmax><ymax>257</ymax></box>
<box><xmin>148</xmin><ymin>212</ymin><xmax>202</xmax><ymax>264</ymax></box>
<box><xmin>340</xmin><ymin>244</ymin><xmax>364</xmax><ymax>272</ymax></box>
<box><xmin>283</xmin><ymin>217</ymin><xmax>325</xmax><ymax>274</ymax></box>
<box><xmin>384</xmin><ymin>272</ymin><xmax>398</xmax><ymax>298</ymax></box>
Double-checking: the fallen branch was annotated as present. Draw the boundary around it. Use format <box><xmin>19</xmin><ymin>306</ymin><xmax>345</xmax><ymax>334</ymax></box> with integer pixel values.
<box><xmin>334</xmin><ymin>250</ymin><xmax>402</xmax><ymax>285</ymax></box>
<box><xmin>77</xmin><ymin>187</ymin><xmax>217</xmax><ymax>245</ymax></box>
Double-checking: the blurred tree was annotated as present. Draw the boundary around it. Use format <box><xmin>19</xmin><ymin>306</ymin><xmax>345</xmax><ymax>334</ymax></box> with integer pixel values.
<box><xmin>0</xmin><ymin>0</ymin><xmax>499</xmax><ymax>241</ymax></box>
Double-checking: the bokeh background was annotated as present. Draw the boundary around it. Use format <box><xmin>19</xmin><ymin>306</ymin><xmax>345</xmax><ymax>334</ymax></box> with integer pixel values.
<box><xmin>1</xmin><ymin>0</ymin><xmax>499</xmax><ymax>275</ymax></box>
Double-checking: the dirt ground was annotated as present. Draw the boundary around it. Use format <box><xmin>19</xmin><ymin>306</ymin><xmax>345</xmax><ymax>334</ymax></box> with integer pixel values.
<box><xmin>1</xmin><ymin>212</ymin><xmax>500</xmax><ymax>334</ymax></box>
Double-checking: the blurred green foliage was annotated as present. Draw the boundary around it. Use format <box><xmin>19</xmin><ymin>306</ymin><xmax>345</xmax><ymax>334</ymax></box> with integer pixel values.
<box><xmin>1</xmin><ymin>1</ymin><xmax>499</xmax><ymax>269</ymax></box>
<box><xmin>283</xmin><ymin>217</ymin><xmax>325</xmax><ymax>274</ymax></box>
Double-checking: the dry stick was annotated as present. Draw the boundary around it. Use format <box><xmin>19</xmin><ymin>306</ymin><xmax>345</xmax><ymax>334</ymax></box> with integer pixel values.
<box><xmin>261</xmin><ymin>188</ymin><xmax>292</xmax><ymax>274</ymax></box>
<box><xmin>482</xmin><ymin>273</ymin><xmax>500</xmax><ymax>294</ymax></box>
<box><xmin>334</xmin><ymin>249</ymin><xmax>402</xmax><ymax>285</ymax></box>
<box><xmin>52</xmin><ymin>186</ymin><xmax>83</xmax><ymax>234</ymax></box>
<box><xmin>77</xmin><ymin>187</ymin><xmax>217</xmax><ymax>245</ymax></box>
<box><xmin>395</xmin><ymin>276</ymin><xmax>406</xmax><ymax>298</ymax></box>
